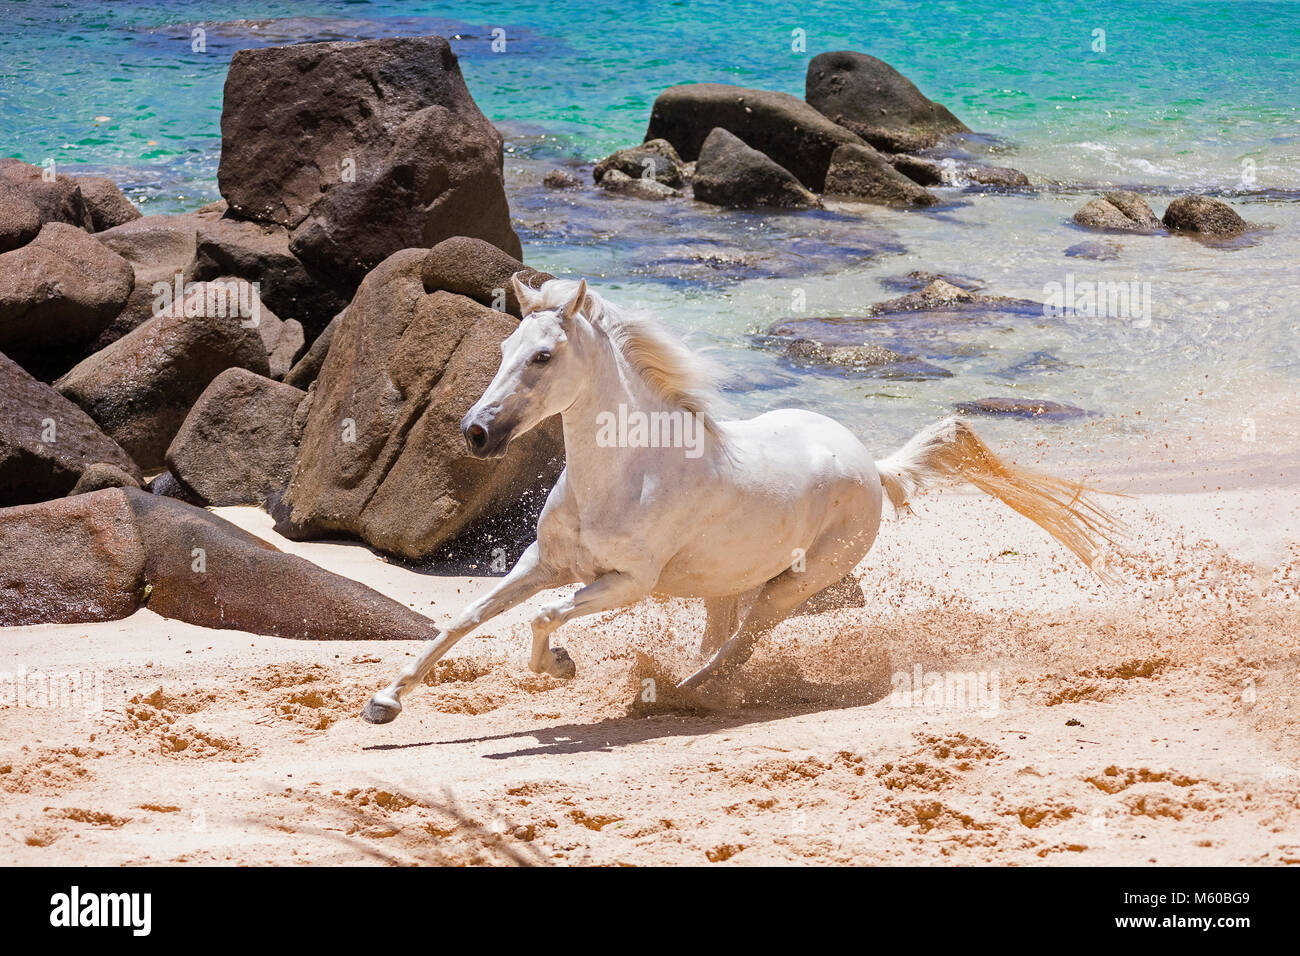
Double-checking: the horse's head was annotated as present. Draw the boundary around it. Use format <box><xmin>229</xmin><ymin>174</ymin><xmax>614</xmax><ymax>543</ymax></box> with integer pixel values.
<box><xmin>461</xmin><ymin>274</ymin><xmax>592</xmax><ymax>459</ymax></box>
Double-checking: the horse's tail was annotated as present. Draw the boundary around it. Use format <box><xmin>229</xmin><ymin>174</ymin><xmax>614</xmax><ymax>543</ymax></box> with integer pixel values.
<box><xmin>875</xmin><ymin>417</ymin><xmax>1126</xmax><ymax>578</ymax></box>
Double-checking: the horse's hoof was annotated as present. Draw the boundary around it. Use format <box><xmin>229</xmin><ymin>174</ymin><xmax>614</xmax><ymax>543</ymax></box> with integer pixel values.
<box><xmin>548</xmin><ymin>646</ymin><xmax>577</xmax><ymax>679</ymax></box>
<box><xmin>361</xmin><ymin>693</ymin><xmax>401</xmax><ymax>724</ymax></box>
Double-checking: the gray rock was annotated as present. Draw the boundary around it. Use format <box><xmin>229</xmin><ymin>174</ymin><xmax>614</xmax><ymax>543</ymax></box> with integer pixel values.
<box><xmin>691</xmin><ymin>128</ymin><xmax>820</xmax><ymax>209</ymax></box>
<box><xmin>954</xmin><ymin>397</ymin><xmax>1088</xmax><ymax>420</ymax></box>
<box><xmin>644</xmin><ymin>83</ymin><xmax>865</xmax><ymax>191</ymax></box>
<box><xmin>1162</xmin><ymin>195</ymin><xmax>1249</xmax><ymax>238</ymax></box>
<box><xmin>805</xmin><ymin>51</ymin><xmax>970</xmax><ymax>152</ymax></box>
<box><xmin>824</xmin><ymin>143</ymin><xmax>940</xmax><ymax>207</ymax></box>
<box><xmin>543</xmin><ymin>169</ymin><xmax>582</xmax><ymax>189</ymax></box>
<box><xmin>1072</xmin><ymin>191</ymin><xmax>1161</xmax><ymax>233</ymax></box>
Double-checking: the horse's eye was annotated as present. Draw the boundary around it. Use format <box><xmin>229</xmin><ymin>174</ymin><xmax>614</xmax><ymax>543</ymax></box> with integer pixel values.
<box><xmin>532</xmin><ymin>350</ymin><xmax>552</xmax><ymax>364</ymax></box>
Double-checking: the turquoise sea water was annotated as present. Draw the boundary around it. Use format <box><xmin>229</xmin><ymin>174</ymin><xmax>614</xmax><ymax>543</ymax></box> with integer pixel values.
<box><xmin>3</xmin><ymin>0</ymin><xmax>1298</xmax><ymax>469</ymax></box>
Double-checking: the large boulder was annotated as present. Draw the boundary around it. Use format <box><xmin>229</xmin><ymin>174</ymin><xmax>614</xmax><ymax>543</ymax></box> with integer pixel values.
<box><xmin>805</xmin><ymin>51</ymin><xmax>970</xmax><ymax>153</ymax></box>
<box><xmin>91</xmin><ymin>212</ymin><xmax>212</xmax><ymax>354</ymax></box>
<box><xmin>68</xmin><ymin>462</ymin><xmax>141</xmax><ymax>495</ymax></box>
<box><xmin>55</xmin><ymin>279</ymin><xmax>272</xmax><ymax>469</ymax></box>
<box><xmin>0</xmin><ymin>351</ymin><xmax>142</xmax><ymax>506</ymax></box>
<box><xmin>0</xmin><ymin>185</ymin><xmax>43</xmax><ymax>253</ymax></box>
<box><xmin>276</xmin><ymin>249</ymin><xmax>563</xmax><ymax>561</ymax></box>
<box><xmin>0</xmin><ymin>158</ymin><xmax>94</xmax><ymax>237</ymax></box>
<box><xmin>0</xmin><ymin>222</ymin><xmax>134</xmax><ymax>379</ymax></box>
<box><xmin>421</xmin><ymin>237</ymin><xmax>552</xmax><ymax>319</ymax></box>
<box><xmin>0</xmin><ymin>488</ymin><xmax>147</xmax><ymax>626</ymax></box>
<box><xmin>217</xmin><ymin>35</ymin><xmax>521</xmax><ymax>285</ymax></box>
<box><xmin>0</xmin><ymin>486</ymin><xmax>445</xmax><ymax>640</ymax></box>
<box><xmin>824</xmin><ymin>143</ymin><xmax>939</xmax><ymax>206</ymax></box>
<box><xmin>165</xmin><ymin>368</ymin><xmax>305</xmax><ymax>507</ymax></box>
<box><xmin>1162</xmin><ymin>195</ymin><xmax>1249</xmax><ymax>238</ymax></box>
<box><xmin>644</xmin><ymin>83</ymin><xmax>865</xmax><ymax>191</ymax></box>
<box><xmin>282</xmin><ymin>311</ymin><xmax>341</xmax><ymax>390</ymax></box>
<box><xmin>692</xmin><ymin>128</ymin><xmax>821</xmax><ymax>209</ymax></box>
<box><xmin>192</xmin><ymin>215</ymin><xmax>349</xmax><ymax>341</ymax></box>
<box><xmin>1072</xmin><ymin>191</ymin><xmax>1161</xmax><ymax>233</ymax></box>
<box><xmin>75</xmin><ymin>176</ymin><xmax>142</xmax><ymax>231</ymax></box>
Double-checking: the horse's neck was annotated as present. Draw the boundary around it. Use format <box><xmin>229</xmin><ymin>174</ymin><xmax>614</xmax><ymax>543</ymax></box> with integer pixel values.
<box><xmin>560</xmin><ymin>337</ymin><xmax>691</xmax><ymax>498</ymax></box>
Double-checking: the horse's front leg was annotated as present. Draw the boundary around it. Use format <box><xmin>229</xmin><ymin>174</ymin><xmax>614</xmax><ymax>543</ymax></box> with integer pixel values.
<box><xmin>362</xmin><ymin>543</ymin><xmax>570</xmax><ymax>724</ymax></box>
<box><xmin>528</xmin><ymin>570</ymin><xmax>651</xmax><ymax>678</ymax></box>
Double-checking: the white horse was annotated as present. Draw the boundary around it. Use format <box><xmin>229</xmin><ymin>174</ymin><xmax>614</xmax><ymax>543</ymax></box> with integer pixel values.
<box><xmin>361</xmin><ymin>275</ymin><xmax>1122</xmax><ymax>724</ymax></box>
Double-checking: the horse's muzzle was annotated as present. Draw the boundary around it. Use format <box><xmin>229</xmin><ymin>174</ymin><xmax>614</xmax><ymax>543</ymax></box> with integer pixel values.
<box><xmin>462</xmin><ymin>420</ymin><xmax>509</xmax><ymax>460</ymax></box>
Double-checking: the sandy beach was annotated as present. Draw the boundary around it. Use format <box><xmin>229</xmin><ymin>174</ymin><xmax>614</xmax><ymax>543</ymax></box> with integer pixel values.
<box><xmin>4</xmin><ymin>432</ymin><xmax>1297</xmax><ymax>866</ymax></box>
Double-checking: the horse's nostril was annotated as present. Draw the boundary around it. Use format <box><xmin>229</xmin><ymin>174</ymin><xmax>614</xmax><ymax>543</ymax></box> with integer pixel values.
<box><xmin>466</xmin><ymin>423</ymin><xmax>488</xmax><ymax>451</ymax></box>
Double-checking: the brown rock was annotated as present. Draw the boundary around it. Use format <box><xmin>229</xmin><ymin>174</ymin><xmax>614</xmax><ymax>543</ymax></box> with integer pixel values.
<box><xmin>1073</xmin><ymin>191</ymin><xmax>1161</xmax><ymax>233</ymax></box>
<box><xmin>0</xmin><ymin>488</ymin><xmax>147</xmax><ymax>626</ymax></box>
<box><xmin>68</xmin><ymin>462</ymin><xmax>142</xmax><ymax>495</ymax></box>
<box><xmin>691</xmin><ymin>128</ymin><xmax>821</xmax><ymax>209</ymax></box>
<box><xmin>1162</xmin><ymin>195</ymin><xmax>1249</xmax><ymax>238</ymax></box>
<box><xmin>276</xmin><ymin>250</ymin><xmax>563</xmax><ymax>560</ymax></box>
<box><xmin>55</xmin><ymin>279</ymin><xmax>272</xmax><ymax>469</ymax></box>
<box><xmin>218</xmin><ymin>35</ymin><xmax>520</xmax><ymax>284</ymax></box>
<box><xmin>954</xmin><ymin>397</ymin><xmax>1088</xmax><ymax>420</ymax></box>
<box><xmin>76</xmin><ymin>176</ymin><xmax>142</xmax><ymax>231</ymax></box>
<box><xmin>165</xmin><ymin>368</ymin><xmax>305</xmax><ymax>507</ymax></box>
<box><xmin>192</xmin><ymin>215</ymin><xmax>349</xmax><ymax>341</ymax></box>
<box><xmin>805</xmin><ymin>51</ymin><xmax>969</xmax><ymax>152</ymax></box>
<box><xmin>282</xmin><ymin>311</ymin><xmax>342</xmax><ymax>390</ymax></box>
<box><xmin>0</xmin><ymin>222</ymin><xmax>134</xmax><ymax>379</ymax></box>
<box><xmin>0</xmin><ymin>351</ymin><xmax>142</xmax><ymax>505</ymax></box>
<box><xmin>421</xmin><ymin>237</ymin><xmax>553</xmax><ymax>319</ymax></box>
<box><xmin>124</xmin><ymin>489</ymin><xmax>438</xmax><ymax>641</ymax></box>
<box><xmin>644</xmin><ymin>83</ymin><xmax>865</xmax><ymax>191</ymax></box>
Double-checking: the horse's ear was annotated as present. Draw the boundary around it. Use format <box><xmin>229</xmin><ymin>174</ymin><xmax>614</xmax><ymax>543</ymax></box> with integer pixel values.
<box><xmin>510</xmin><ymin>272</ymin><xmax>537</xmax><ymax>316</ymax></box>
<box><xmin>563</xmin><ymin>279</ymin><xmax>588</xmax><ymax>320</ymax></box>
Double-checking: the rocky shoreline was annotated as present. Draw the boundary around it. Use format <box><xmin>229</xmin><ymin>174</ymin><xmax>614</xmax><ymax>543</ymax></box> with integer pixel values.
<box><xmin>0</xmin><ymin>33</ymin><xmax>1266</xmax><ymax>634</ymax></box>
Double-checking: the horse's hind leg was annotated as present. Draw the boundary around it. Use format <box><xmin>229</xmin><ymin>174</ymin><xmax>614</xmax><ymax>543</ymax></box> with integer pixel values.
<box><xmin>362</xmin><ymin>543</ymin><xmax>568</xmax><ymax>724</ymax></box>
<box><xmin>701</xmin><ymin>596</ymin><xmax>740</xmax><ymax>658</ymax></box>
<box><xmin>677</xmin><ymin>534</ymin><xmax>865</xmax><ymax>692</ymax></box>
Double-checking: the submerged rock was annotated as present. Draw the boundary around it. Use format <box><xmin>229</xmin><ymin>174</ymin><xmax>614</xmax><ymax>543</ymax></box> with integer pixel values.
<box><xmin>805</xmin><ymin>51</ymin><xmax>969</xmax><ymax>153</ymax></box>
<box><xmin>691</xmin><ymin>128</ymin><xmax>820</xmax><ymax>209</ymax></box>
<box><xmin>599</xmin><ymin>169</ymin><xmax>682</xmax><ymax>200</ymax></box>
<box><xmin>1072</xmin><ymin>191</ymin><xmax>1162</xmax><ymax>233</ymax></box>
<box><xmin>1162</xmin><ymin>195</ymin><xmax>1249</xmax><ymax>238</ymax></box>
<box><xmin>644</xmin><ymin>83</ymin><xmax>865</xmax><ymax>191</ymax></box>
<box><xmin>542</xmin><ymin>169</ymin><xmax>582</xmax><ymax>189</ymax></box>
<box><xmin>594</xmin><ymin>141</ymin><xmax>685</xmax><ymax>189</ymax></box>
<box><xmin>954</xmin><ymin>397</ymin><xmax>1088</xmax><ymax>420</ymax></box>
<box><xmin>870</xmin><ymin>278</ymin><xmax>1041</xmax><ymax>317</ymax></box>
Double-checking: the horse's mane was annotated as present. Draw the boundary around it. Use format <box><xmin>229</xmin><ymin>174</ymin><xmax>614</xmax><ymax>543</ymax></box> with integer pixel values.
<box><xmin>524</xmin><ymin>277</ymin><xmax>725</xmax><ymax>440</ymax></box>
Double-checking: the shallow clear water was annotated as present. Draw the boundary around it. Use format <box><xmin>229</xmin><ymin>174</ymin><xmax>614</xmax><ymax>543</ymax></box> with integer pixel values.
<box><xmin>2</xmin><ymin>0</ymin><xmax>1297</xmax><ymax>460</ymax></box>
